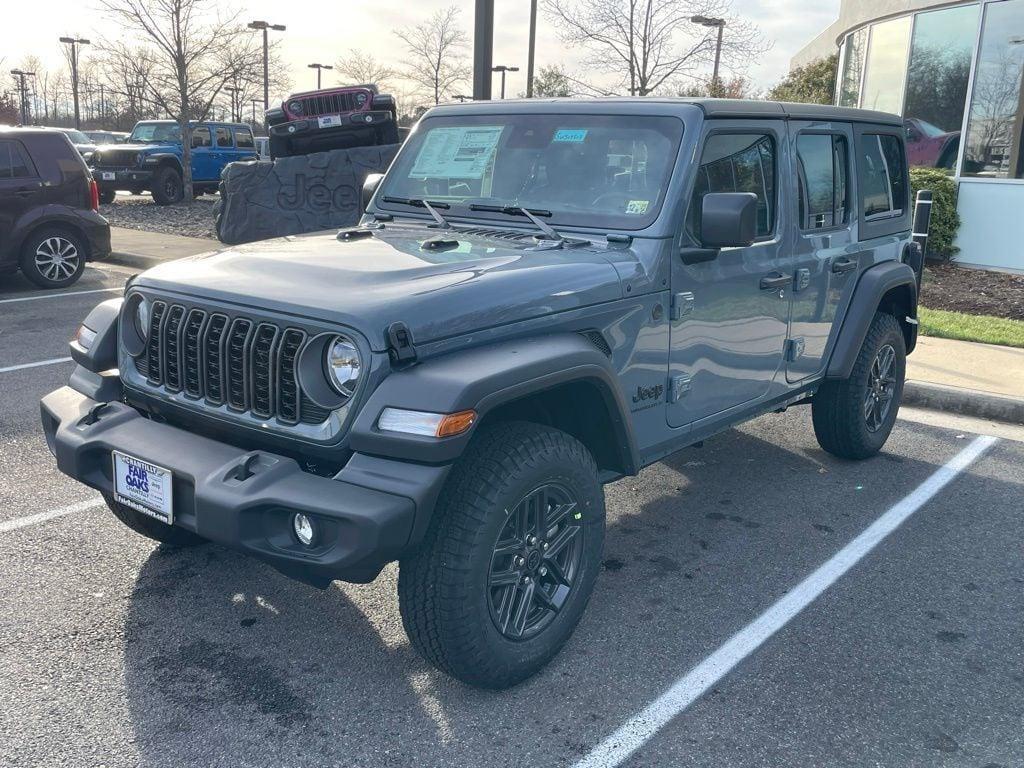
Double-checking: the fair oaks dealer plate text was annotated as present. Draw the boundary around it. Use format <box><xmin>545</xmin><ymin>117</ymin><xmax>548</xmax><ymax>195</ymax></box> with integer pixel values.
<box><xmin>112</xmin><ymin>451</ymin><xmax>174</xmax><ymax>524</ymax></box>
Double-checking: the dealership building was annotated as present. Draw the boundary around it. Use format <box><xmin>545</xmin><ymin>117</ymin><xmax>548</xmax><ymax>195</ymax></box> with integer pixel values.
<box><xmin>793</xmin><ymin>0</ymin><xmax>1024</xmax><ymax>271</ymax></box>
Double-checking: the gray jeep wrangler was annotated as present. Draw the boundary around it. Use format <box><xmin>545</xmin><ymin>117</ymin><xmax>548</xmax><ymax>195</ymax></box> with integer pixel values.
<box><xmin>41</xmin><ymin>99</ymin><xmax>924</xmax><ymax>689</ymax></box>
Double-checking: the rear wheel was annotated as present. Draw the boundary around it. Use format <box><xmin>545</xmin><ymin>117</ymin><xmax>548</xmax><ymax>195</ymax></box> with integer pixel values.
<box><xmin>103</xmin><ymin>493</ymin><xmax>204</xmax><ymax>547</ymax></box>
<box><xmin>151</xmin><ymin>166</ymin><xmax>183</xmax><ymax>205</ymax></box>
<box><xmin>813</xmin><ymin>312</ymin><xmax>906</xmax><ymax>459</ymax></box>
<box><xmin>19</xmin><ymin>228</ymin><xmax>87</xmax><ymax>288</ymax></box>
<box><xmin>398</xmin><ymin>422</ymin><xmax>606</xmax><ymax>689</ymax></box>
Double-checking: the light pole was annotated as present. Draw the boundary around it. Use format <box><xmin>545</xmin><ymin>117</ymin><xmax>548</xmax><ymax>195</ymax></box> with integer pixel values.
<box><xmin>491</xmin><ymin>65</ymin><xmax>519</xmax><ymax>99</ymax></box>
<box><xmin>526</xmin><ymin>0</ymin><xmax>538</xmax><ymax>97</ymax></box>
<box><xmin>691</xmin><ymin>16</ymin><xmax>726</xmax><ymax>97</ymax></box>
<box><xmin>307</xmin><ymin>63</ymin><xmax>333</xmax><ymax>90</ymax></box>
<box><xmin>473</xmin><ymin>0</ymin><xmax>494</xmax><ymax>100</ymax></box>
<box><xmin>59</xmin><ymin>36</ymin><xmax>91</xmax><ymax>129</ymax></box>
<box><xmin>248</xmin><ymin>20</ymin><xmax>286</xmax><ymax>120</ymax></box>
<box><xmin>225</xmin><ymin>85</ymin><xmax>241</xmax><ymax>122</ymax></box>
<box><xmin>10</xmin><ymin>70</ymin><xmax>35</xmax><ymax>125</ymax></box>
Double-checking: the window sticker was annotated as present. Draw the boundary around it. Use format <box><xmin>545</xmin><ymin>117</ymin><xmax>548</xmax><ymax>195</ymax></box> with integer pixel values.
<box><xmin>409</xmin><ymin>126</ymin><xmax>503</xmax><ymax>179</ymax></box>
<box><xmin>553</xmin><ymin>129</ymin><xmax>588</xmax><ymax>143</ymax></box>
<box><xmin>625</xmin><ymin>200</ymin><xmax>650</xmax><ymax>215</ymax></box>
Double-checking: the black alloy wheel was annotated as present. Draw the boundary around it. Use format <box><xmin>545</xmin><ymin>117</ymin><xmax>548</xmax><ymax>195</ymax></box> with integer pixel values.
<box><xmin>864</xmin><ymin>343</ymin><xmax>897</xmax><ymax>433</ymax></box>
<box><xmin>487</xmin><ymin>482</ymin><xmax>583</xmax><ymax>640</ymax></box>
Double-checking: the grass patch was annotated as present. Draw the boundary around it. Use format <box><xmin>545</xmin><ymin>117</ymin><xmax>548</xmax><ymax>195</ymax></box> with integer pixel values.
<box><xmin>919</xmin><ymin>307</ymin><xmax>1024</xmax><ymax>349</ymax></box>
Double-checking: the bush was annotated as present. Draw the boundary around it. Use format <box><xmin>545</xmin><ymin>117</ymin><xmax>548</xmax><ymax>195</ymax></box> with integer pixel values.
<box><xmin>909</xmin><ymin>167</ymin><xmax>960</xmax><ymax>260</ymax></box>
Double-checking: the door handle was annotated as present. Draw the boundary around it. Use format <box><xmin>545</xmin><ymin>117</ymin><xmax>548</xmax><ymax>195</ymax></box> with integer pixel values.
<box><xmin>759</xmin><ymin>273</ymin><xmax>792</xmax><ymax>290</ymax></box>
<box><xmin>832</xmin><ymin>257</ymin><xmax>858</xmax><ymax>274</ymax></box>
<box><xmin>16</xmin><ymin>189</ymin><xmax>37</xmax><ymax>198</ymax></box>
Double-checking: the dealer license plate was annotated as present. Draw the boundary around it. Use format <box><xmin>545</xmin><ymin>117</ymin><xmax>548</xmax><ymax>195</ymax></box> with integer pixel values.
<box><xmin>101</xmin><ymin>171</ymin><xmax>115</xmax><ymax>181</ymax></box>
<box><xmin>112</xmin><ymin>451</ymin><xmax>174</xmax><ymax>524</ymax></box>
<box><xmin>318</xmin><ymin>114</ymin><xmax>343</xmax><ymax>129</ymax></box>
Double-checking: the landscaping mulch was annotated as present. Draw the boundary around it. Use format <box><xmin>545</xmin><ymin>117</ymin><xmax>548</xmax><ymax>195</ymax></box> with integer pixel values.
<box><xmin>920</xmin><ymin>262</ymin><xmax>1024</xmax><ymax>320</ymax></box>
<box><xmin>100</xmin><ymin>195</ymin><xmax>218</xmax><ymax>240</ymax></box>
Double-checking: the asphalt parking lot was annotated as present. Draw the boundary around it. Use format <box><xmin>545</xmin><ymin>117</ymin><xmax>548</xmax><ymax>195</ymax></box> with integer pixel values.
<box><xmin>2</xmin><ymin>263</ymin><xmax>1023</xmax><ymax>768</ymax></box>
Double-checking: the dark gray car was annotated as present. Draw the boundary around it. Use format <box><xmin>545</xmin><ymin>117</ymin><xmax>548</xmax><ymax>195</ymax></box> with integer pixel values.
<box><xmin>41</xmin><ymin>99</ymin><xmax>922</xmax><ymax>688</ymax></box>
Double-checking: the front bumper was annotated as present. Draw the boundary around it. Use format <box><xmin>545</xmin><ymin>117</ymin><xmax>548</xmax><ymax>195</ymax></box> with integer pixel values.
<box><xmin>92</xmin><ymin>167</ymin><xmax>154</xmax><ymax>188</ymax></box>
<box><xmin>270</xmin><ymin>110</ymin><xmax>393</xmax><ymax>138</ymax></box>
<box><xmin>41</xmin><ymin>386</ymin><xmax>420</xmax><ymax>585</ymax></box>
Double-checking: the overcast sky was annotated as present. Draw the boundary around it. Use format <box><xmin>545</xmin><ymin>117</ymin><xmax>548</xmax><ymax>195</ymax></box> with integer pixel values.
<box><xmin>2</xmin><ymin>0</ymin><xmax>840</xmax><ymax>103</ymax></box>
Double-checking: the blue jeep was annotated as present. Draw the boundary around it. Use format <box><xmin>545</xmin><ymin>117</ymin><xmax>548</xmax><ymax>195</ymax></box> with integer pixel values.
<box><xmin>90</xmin><ymin>120</ymin><xmax>259</xmax><ymax>205</ymax></box>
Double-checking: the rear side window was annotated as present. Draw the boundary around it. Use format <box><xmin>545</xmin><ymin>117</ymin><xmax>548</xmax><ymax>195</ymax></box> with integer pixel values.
<box><xmin>690</xmin><ymin>133</ymin><xmax>776</xmax><ymax>240</ymax></box>
<box><xmin>216</xmin><ymin>127</ymin><xmax>233</xmax><ymax>148</ymax></box>
<box><xmin>234</xmin><ymin>127</ymin><xmax>254</xmax><ymax>148</ymax></box>
<box><xmin>860</xmin><ymin>134</ymin><xmax>907</xmax><ymax>219</ymax></box>
<box><xmin>0</xmin><ymin>140</ymin><xmax>35</xmax><ymax>179</ymax></box>
<box><xmin>796</xmin><ymin>134</ymin><xmax>849</xmax><ymax>230</ymax></box>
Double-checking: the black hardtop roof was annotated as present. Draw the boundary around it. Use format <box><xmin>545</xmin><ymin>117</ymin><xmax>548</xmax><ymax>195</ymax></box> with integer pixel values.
<box><xmin>428</xmin><ymin>97</ymin><xmax>903</xmax><ymax>127</ymax></box>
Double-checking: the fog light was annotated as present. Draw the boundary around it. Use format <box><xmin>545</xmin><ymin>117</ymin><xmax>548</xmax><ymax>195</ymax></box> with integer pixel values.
<box><xmin>292</xmin><ymin>513</ymin><xmax>315</xmax><ymax>546</ymax></box>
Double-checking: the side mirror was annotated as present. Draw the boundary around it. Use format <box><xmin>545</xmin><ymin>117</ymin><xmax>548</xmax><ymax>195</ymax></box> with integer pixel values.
<box><xmin>362</xmin><ymin>173</ymin><xmax>385</xmax><ymax>212</ymax></box>
<box><xmin>700</xmin><ymin>192</ymin><xmax>758</xmax><ymax>249</ymax></box>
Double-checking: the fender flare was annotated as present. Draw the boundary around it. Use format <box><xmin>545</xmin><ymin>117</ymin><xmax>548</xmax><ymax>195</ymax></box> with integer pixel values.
<box><xmin>147</xmin><ymin>153</ymin><xmax>184</xmax><ymax>174</ymax></box>
<box><xmin>826</xmin><ymin>260</ymin><xmax>918</xmax><ymax>380</ymax></box>
<box><xmin>348</xmin><ymin>333</ymin><xmax>640</xmax><ymax>472</ymax></box>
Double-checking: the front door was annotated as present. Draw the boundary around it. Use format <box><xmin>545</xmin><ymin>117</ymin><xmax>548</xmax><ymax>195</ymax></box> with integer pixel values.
<box><xmin>667</xmin><ymin>123</ymin><xmax>794</xmax><ymax>429</ymax></box>
<box><xmin>190</xmin><ymin>126</ymin><xmax>215</xmax><ymax>181</ymax></box>
<box><xmin>786</xmin><ymin>122</ymin><xmax>860</xmax><ymax>382</ymax></box>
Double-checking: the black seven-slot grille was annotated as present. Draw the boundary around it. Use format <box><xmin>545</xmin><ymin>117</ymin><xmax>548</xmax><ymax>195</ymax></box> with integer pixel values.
<box><xmin>133</xmin><ymin>301</ymin><xmax>323</xmax><ymax>425</ymax></box>
<box><xmin>295</xmin><ymin>90</ymin><xmax>361</xmax><ymax>117</ymax></box>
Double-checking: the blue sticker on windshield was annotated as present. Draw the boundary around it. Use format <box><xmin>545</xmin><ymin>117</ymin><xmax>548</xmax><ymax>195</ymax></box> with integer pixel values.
<box><xmin>553</xmin><ymin>129</ymin><xmax>588</xmax><ymax>143</ymax></box>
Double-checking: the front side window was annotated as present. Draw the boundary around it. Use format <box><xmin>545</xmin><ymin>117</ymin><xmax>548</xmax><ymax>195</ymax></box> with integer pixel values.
<box><xmin>216</xmin><ymin>127</ymin><xmax>233</xmax><ymax>148</ymax></box>
<box><xmin>235</xmin><ymin>128</ymin><xmax>255</xmax><ymax>148</ymax></box>
<box><xmin>861</xmin><ymin>134</ymin><xmax>907</xmax><ymax>218</ymax></box>
<box><xmin>962</xmin><ymin>0</ymin><xmax>1024</xmax><ymax>179</ymax></box>
<box><xmin>689</xmin><ymin>132</ymin><xmax>776</xmax><ymax>240</ymax></box>
<box><xmin>797</xmin><ymin>134</ymin><xmax>849</xmax><ymax>230</ymax></box>
<box><xmin>378</xmin><ymin>114</ymin><xmax>683</xmax><ymax>230</ymax></box>
<box><xmin>192</xmin><ymin>127</ymin><xmax>212</xmax><ymax>148</ymax></box>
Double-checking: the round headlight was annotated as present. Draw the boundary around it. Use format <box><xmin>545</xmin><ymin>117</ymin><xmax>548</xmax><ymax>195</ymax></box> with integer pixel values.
<box><xmin>288</xmin><ymin>100</ymin><xmax>303</xmax><ymax>115</ymax></box>
<box><xmin>134</xmin><ymin>296</ymin><xmax>151</xmax><ymax>339</ymax></box>
<box><xmin>325</xmin><ymin>335</ymin><xmax>361</xmax><ymax>398</ymax></box>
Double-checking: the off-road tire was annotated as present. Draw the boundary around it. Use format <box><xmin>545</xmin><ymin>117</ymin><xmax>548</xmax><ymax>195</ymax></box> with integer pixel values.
<box><xmin>813</xmin><ymin>311</ymin><xmax>906</xmax><ymax>459</ymax></box>
<box><xmin>98</xmin><ymin>188</ymin><xmax>116</xmax><ymax>205</ymax></box>
<box><xmin>19</xmin><ymin>227</ymin><xmax>87</xmax><ymax>288</ymax></box>
<box><xmin>398</xmin><ymin>422</ymin><xmax>606</xmax><ymax>689</ymax></box>
<box><xmin>151</xmin><ymin>166</ymin><xmax>183</xmax><ymax>205</ymax></box>
<box><xmin>103</xmin><ymin>493</ymin><xmax>205</xmax><ymax>547</ymax></box>
<box><xmin>269</xmin><ymin>134</ymin><xmax>291</xmax><ymax>160</ymax></box>
<box><xmin>379</xmin><ymin>119</ymin><xmax>400</xmax><ymax>146</ymax></box>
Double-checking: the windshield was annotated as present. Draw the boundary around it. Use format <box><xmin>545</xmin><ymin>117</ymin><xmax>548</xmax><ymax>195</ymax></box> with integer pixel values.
<box><xmin>61</xmin><ymin>128</ymin><xmax>90</xmax><ymax>144</ymax></box>
<box><xmin>379</xmin><ymin>114</ymin><xmax>683</xmax><ymax>230</ymax></box>
<box><xmin>129</xmin><ymin>123</ymin><xmax>182</xmax><ymax>144</ymax></box>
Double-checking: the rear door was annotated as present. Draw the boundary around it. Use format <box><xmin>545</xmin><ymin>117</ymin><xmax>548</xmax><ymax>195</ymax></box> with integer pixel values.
<box><xmin>785</xmin><ymin>121</ymin><xmax>860</xmax><ymax>382</ymax></box>
<box><xmin>0</xmin><ymin>139</ymin><xmax>42</xmax><ymax>260</ymax></box>
<box><xmin>214</xmin><ymin>126</ymin><xmax>235</xmax><ymax>170</ymax></box>
<box><xmin>667</xmin><ymin>122</ymin><xmax>794</xmax><ymax>428</ymax></box>
<box><xmin>232</xmin><ymin>126</ymin><xmax>259</xmax><ymax>162</ymax></box>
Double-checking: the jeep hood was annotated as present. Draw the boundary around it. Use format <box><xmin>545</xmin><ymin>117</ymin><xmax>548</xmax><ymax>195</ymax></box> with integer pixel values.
<box><xmin>134</xmin><ymin>227</ymin><xmax>627</xmax><ymax>351</ymax></box>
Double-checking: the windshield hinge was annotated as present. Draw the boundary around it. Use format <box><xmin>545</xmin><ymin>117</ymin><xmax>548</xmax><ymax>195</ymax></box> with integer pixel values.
<box><xmin>386</xmin><ymin>322</ymin><xmax>417</xmax><ymax>365</ymax></box>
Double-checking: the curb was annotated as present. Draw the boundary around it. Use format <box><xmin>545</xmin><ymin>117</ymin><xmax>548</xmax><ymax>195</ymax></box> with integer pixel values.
<box><xmin>904</xmin><ymin>380</ymin><xmax>1024</xmax><ymax>426</ymax></box>
<box><xmin>105</xmin><ymin>251</ymin><xmax>165</xmax><ymax>270</ymax></box>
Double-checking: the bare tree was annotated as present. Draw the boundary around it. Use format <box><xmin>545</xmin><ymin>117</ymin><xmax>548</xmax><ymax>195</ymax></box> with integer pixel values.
<box><xmin>542</xmin><ymin>0</ymin><xmax>769</xmax><ymax>96</ymax></box>
<box><xmin>395</xmin><ymin>6</ymin><xmax>471</xmax><ymax>105</ymax></box>
<box><xmin>97</xmin><ymin>0</ymin><xmax>254</xmax><ymax>201</ymax></box>
<box><xmin>335</xmin><ymin>49</ymin><xmax>398</xmax><ymax>91</ymax></box>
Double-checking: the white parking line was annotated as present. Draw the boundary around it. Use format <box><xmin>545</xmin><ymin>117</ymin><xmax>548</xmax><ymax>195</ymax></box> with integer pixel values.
<box><xmin>0</xmin><ymin>498</ymin><xmax>104</xmax><ymax>534</ymax></box>
<box><xmin>572</xmin><ymin>434</ymin><xmax>998</xmax><ymax>768</ymax></box>
<box><xmin>0</xmin><ymin>357</ymin><xmax>73</xmax><ymax>374</ymax></box>
<box><xmin>0</xmin><ymin>287</ymin><xmax>120</xmax><ymax>305</ymax></box>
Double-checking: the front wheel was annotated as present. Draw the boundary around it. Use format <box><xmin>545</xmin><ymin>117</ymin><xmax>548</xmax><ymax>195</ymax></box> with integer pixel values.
<box><xmin>813</xmin><ymin>311</ymin><xmax>906</xmax><ymax>459</ymax></box>
<box><xmin>398</xmin><ymin>422</ymin><xmax>606</xmax><ymax>689</ymax></box>
<box><xmin>151</xmin><ymin>166</ymin><xmax>183</xmax><ymax>205</ymax></box>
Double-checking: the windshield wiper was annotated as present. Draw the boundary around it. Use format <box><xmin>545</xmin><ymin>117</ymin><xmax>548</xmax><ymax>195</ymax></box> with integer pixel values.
<box><xmin>382</xmin><ymin>196</ymin><xmax>452</xmax><ymax>229</ymax></box>
<box><xmin>468</xmin><ymin>204</ymin><xmax>563</xmax><ymax>243</ymax></box>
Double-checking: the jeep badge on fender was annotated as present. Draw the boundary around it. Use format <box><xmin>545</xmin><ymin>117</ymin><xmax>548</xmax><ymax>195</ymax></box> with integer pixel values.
<box><xmin>41</xmin><ymin>98</ymin><xmax>923</xmax><ymax>689</ymax></box>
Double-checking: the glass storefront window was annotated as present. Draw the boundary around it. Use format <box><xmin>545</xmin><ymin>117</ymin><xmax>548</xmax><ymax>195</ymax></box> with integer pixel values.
<box><xmin>861</xmin><ymin>16</ymin><xmax>914</xmax><ymax>114</ymax></box>
<box><xmin>838</xmin><ymin>27</ymin><xmax>868</xmax><ymax>108</ymax></box>
<box><xmin>903</xmin><ymin>4</ymin><xmax>980</xmax><ymax>171</ymax></box>
<box><xmin>963</xmin><ymin>0</ymin><xmax>1024</xmax><ymax>179</ymax></box>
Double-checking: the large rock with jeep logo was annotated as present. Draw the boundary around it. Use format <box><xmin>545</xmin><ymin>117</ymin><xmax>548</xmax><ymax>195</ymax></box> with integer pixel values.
<box><xmin>42</xmin><ymin>98</ymin><xmax>926</xmax><ymax>689</ymax></box>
